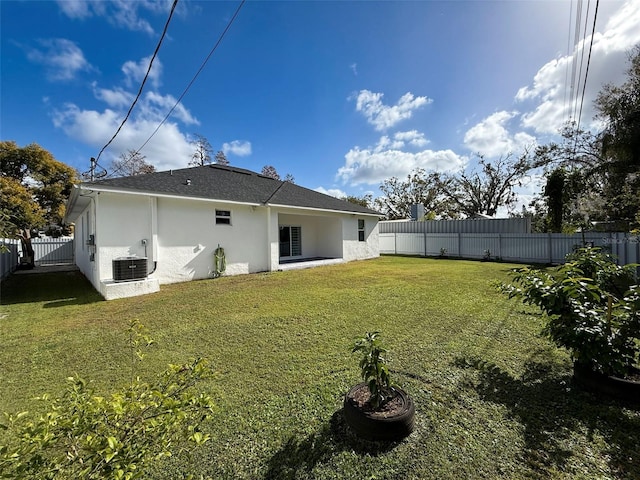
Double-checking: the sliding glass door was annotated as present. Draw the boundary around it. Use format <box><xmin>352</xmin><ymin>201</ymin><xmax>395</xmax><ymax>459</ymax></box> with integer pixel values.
<box><xmin>279</xmin><ymin>225</ymin><xmax>301</xmax><ymax>258</ymax></box>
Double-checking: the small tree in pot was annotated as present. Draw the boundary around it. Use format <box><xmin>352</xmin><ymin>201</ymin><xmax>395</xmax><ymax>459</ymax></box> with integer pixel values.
<box><xmin>343</xmin><ymin>332</ymin><xmax>415</xmax><ymax>441</ymax></box>
<box><xmin>500</xmin><ymin>247</ymin><xmax>640</xmax><ymax>402</ymax></box>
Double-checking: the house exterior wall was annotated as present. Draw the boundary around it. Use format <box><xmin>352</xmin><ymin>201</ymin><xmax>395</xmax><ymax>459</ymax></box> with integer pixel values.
<box><xmin>342</xmin><ymin>216</ymin><xmax>380</xmax><ymax>261</ymax></box>
<box><xmin>72</xmin><ymin>190</ymin><xmax>379</xmax><ymax>299</ymax></box>
<box><xmin>73</xmin><ymin>201</ymin><xmax>97</xmax><ymax>286</ymax></box>
<box><xmin>154</xmin><ymin>196</ymin><xmax>270</xmax><ymax>283</ymax></box>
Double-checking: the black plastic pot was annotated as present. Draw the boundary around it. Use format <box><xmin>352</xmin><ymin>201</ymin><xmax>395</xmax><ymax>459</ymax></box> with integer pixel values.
<box><xmin>573</xmin><ymin>362</ymin><xmax>640</xmax><ymax>404</ymax></box>
<box><xmin>343</xmin><ymin>383</ymin><xmax>415</xmax><ymax>441</ymax></box>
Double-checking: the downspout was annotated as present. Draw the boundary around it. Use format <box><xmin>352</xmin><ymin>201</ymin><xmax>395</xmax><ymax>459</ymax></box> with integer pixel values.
<box><xmin>91</xmin><ymin>192</ymin><xmax>99</xmax><ymax>285</ymax></box>
<box><xmin>148</xmin><ymin>196</ymin><xmax>158</xmax><ymax>275</ymax></box>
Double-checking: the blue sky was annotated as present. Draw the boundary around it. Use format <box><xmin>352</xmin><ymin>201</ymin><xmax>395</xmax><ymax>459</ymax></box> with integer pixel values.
<box><xmin>2</xmin><ymin>0</ymin><xmax>639</xmax><ymax>213</ymax></box>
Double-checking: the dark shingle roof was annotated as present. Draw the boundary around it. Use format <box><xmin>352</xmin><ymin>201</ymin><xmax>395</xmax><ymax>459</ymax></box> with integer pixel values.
<box><xmin>84</xmin><ymin>165</ymin><xmax>380</xmax><ymax>215</ymax></box>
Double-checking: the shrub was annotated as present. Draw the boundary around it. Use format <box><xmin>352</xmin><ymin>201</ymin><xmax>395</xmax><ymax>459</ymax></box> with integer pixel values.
<box><xmin>500</xmin><ymin>247</ymin><xmax>639</xmax><ymax>377</ymax></box>
<box><xmin>0</xmin><ymin>321</ymin><xmax>215</xmax><ymax>479</ymax></box>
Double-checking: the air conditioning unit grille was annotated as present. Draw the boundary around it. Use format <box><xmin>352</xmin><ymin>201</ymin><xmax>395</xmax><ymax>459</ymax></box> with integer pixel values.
<box><xmin>113</xmin><ymin>257</ymin><xmax>148</xmax><ymax>282</ymax></box>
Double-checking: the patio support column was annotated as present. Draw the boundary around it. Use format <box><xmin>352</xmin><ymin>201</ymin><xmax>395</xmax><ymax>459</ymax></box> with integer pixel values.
<box><xmin>266</xmin><ymin>206</ymin><xmax>276</xmax><ymax>271</ymax></box>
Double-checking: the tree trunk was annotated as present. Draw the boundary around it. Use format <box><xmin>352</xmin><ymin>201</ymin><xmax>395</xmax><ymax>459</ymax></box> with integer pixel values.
<box><xmin>18</xmin><ymin>228</ymin><xmax>35</xmax><ymax>269</ymax></box>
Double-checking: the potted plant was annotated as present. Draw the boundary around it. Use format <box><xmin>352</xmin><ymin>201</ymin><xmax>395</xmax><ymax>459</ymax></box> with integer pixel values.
<box><xmin>343</xmin><ymin>332</ymin><xmax>415</xmax><ymax>441</ymax></box>
<box><xmin>500</xmin><ymin>247</ymin><xmax>640</xmax><ymax>402</ymax></box>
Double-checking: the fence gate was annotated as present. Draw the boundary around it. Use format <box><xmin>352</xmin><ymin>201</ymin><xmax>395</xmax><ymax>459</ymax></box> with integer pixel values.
<box><xmin>31</xmin><ymin>237</ymin><xmax>75</xmax><ymax>266</ymax></box>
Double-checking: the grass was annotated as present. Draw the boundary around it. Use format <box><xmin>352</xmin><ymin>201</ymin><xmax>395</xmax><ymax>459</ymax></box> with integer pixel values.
<box><xmin>1</xmin><ymin>256</ymin><xmax>639</xmax><ymax>479</ymax></box>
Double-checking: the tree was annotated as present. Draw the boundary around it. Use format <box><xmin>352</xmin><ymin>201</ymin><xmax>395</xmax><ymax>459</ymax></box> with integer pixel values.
<box><xmin>375</xmin><ymin>168</ymin><xmax>453</xmax><ymax>220</ymax></box>
<box><xmin>109</xmin><ymin>150</ymin><xmax>156</xmax><ymax>177</ymax></box>
<box><xmin>435</xmin><ymin>153</ymin><xmax>533</xmax><ymax>218</ymax></box>
<box><xmin>214</xmin><ymin>150</ymin><xmax>229</xmax><ymax>166</ymax></box>
<box><xmin>594</xmin><ymin>45</ymin><xmax>640</xmax><ymax>227</ymax></box>
<box><xmin>189</xmin><ymin>134</ymin><xmax>213</xmax><ymax>167</ymax></box>
<box><xmin>544</xmin><ymin>168</ymin><xmax>565</xmax><ymax>232</ymax></box>
<box><xmin>0</xmin><ymin>141</ymin><xmax>76</xmax><ymax>266</ymax></box>
<box><xmin>261</xmin><ymin>165</ymin><xmax>280</xmax><ymax>180</ymax></box>
<box><xmin>532</xmin><ymin>47</ymin><xmax>640</xmax><ymax>230</ymax></box>
<box><xmin>343</xmin><ymin>194</ymin><xmax>373</xmax><ymax>210</ymax></box>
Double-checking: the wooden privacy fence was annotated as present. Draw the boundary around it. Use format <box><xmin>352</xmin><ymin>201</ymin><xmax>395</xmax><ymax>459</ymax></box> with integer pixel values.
<box><xmin>379</xmin><ymin>232</ymin><xmax>640</xmax><ymax>266</ymax></box>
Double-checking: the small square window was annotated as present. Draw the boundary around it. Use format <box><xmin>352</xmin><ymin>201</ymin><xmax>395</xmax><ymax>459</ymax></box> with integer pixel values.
<box><xmin>215</xmin><ymin>209</ymin><xmax>231</xmax><ymax>225</ymax></box>
<box><xmin>358</xmin><ymin>219</ymin><xmax>365</xmax><ymax>241</ymax></box>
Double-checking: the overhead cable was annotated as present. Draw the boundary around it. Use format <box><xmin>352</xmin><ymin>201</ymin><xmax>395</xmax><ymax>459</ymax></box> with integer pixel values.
<box><xmin>94</xmin><ymin>0</ymin><xmax>179</xmax><ymax>165</ymax></box>
<box><xmin>568</xmin><ymin>0</ymin><xmax>583</xmax><ymax>122</ymax></box>
<box><xmin>134</xmin><ymin>0</ymin><xmax>246</xmax><ymax>155</ymax></box>
<box><xmin>572</xmin><ymin>0</ymin><xmax>591</xmax><ymax>124</ymax></box>
<box><xmin>575</xmin><ymin>0</ymin><xmax>600</xmax><ymax>134</ymax></box>
<box><xmin>563</xmin><ymin>0</ymin><xmax>575</xmax><ymax>118</ymax></box>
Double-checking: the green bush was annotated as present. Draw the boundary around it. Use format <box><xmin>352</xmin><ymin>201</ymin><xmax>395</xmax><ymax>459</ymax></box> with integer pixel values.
<box><xmin>0</xmin><ymin>322</ymin><xmax>214</xmax><ymax>479</ymax></box>
<box><xmin>500</xmin><ymin>247</ymin><xmax>639</xmax><ymax>376</ymax></box>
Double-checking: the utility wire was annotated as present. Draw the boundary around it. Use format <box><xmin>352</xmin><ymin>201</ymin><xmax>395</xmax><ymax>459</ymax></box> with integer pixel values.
<box><xmin>572</xmin><ymin>0</ymin><xmax>591</xmax><ymax>125</ymax></box>
<box><xmin>563</xmin><ymin>0</ymin><xmax>574</xmax><ymax>120</ymax></box>
<box><xmin>575</xmin><ymin>0</ymin><xmax>600</xmax><ymax>134</ymax></box>
<box><xmin>134</xmin><ymin>0</ymin><xmax>246</xmax><ymax>155</ymax></box>
<box><xmin>94</xmin><ymin>0</ymin><xmax>179</xmax><ymax>165</ymax></box>
<box><xmin>569</xmin><ymin>0</ymin><xmax>583</xmax><ymax>121</ymax></box>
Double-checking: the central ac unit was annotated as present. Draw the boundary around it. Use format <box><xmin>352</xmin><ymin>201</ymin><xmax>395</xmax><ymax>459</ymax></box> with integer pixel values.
<box><xmin>112</xmin><ymin>257</ymin><xmax>148</xmax><ymax>282</ymax></box>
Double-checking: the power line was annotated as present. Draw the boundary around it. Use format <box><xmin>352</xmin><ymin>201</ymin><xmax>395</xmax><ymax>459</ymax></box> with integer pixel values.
<box><xmin>563</xmin><ymin>0</ymin><xmax>575</xmax><ymax>118</ymax></box>
<box><xmin>572</xmin><ymin>0</ymin><xmax>591</xmax><ymax>124</ymax></box>
<box><xmin>568</xmin><ymin>0</ymin><xmax>583</xmax><ymax>122</ymax></box>
<box><xmin>134</xmin><ymin>0</ymin><xmax>246</xmax><ymax>155</ymax></box>
<box><xmin>94</xmin><ymin>0</ymin><xmax>179</xmax><ymax>166</ymax></box>
<box><xmin>575</xmin><ymin>0</ymin><xmax>600</xmax><ymax>133</ymax></box>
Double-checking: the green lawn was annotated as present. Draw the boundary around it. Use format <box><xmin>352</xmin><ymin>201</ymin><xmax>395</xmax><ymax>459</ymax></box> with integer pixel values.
<box><xmin>1</xmin><ymin>256</ymin><xmax>638</xmax><ymax>479</ymax></box>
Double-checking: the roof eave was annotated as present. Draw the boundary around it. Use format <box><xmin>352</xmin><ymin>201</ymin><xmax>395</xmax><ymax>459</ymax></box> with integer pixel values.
<box><xmin>267</xmin><ymin>202</ymin><xmax>381</xmax><ymax>217</ymax></box>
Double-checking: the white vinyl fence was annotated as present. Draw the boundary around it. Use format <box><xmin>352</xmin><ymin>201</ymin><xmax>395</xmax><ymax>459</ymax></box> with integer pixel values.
<box><xmin>0</xmin><ymin>237</ymin><xmax>74</xmax><ymax>279</ymax></box>
<box><xmin>1</xmin><ymin>239</ymin><xmax>20</xmax><ymax>280</ymax></box>
<box><xmin>31</xmin><ymin>237</ymin><xmax>74</xmax><ymax>266</ymax></box>
<box><xmin>380</xmin><ymin>232</ymin><xmax>640</xmax><ymax>266</ymax></box>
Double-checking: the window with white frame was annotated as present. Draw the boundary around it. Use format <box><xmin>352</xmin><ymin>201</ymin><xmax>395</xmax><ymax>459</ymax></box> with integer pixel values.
<box><xmin>215</xmin><ymin>209</ymin><xmax>231</xmax><ymax>225</ymax></box>
<box><xmin>358</xmin><ymin>219</ymin><xmax>365</xmax><ymax>241</ymax></box>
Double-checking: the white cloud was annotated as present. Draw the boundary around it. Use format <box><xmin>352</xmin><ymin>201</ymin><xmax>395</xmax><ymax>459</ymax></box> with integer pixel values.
<box><xmin>351</xmin><ymin>90</ymin><xmax>432</xmax><ymax>131</ymax></box>
<box><xmin>141</xmin><ymin>91</ymin><xmax>198</xmax><ymax>125</ymax></box>
<box><xmin>337</xmin><ymin>134</ymin><xmax>467</xmax><ymax>186</ymax></box>
<box><xmin>222</xmin><ymin>140</ymin><xmax>252</xmax><ymax>157</ymax></box>
<box><xmin>122</xmin><ymin>56</ymin><xmax>163</xmax><ymax>89</ymax></box>
<box><xmin>315</xmin><ymin>186</ymin><xmax>347</xmax><ymax>198</ymax></box>
<box><xmin>52</xmin><ymin>102</ymin><xmax>194</xmax><ymax>172</ymax></box>
<box><xmin>56</xmin><ymin>0</ymin><xmax>166</xmax><ymax>34</ymax></box>
<box><xmin>26</xmin><ymin>38</ymin><xmax>93</xmax><ymax>81</ymax></box>
<box><xmin>517</xmin><ymin>0</ymin><xmax>640</xmax><ymax>134</ymax></box>
<box><xmin>92</xmin><ymin>83</ymin><xmax>134</xmax><ymax>109</ymax></box>
<box><xmin>393</xmin><ymin>130</ymin><xmax>429</xmax><ymax>148</ymax></box>
<box><xmin>464</xmin><ymin>111</ymin><xmax>536</xmax><ymax>157</ymax></box>
<box><xmin>52</xmin><ymin>78</ymin><xmax>200</xmax><ymax>172</ymax></box>
<box><xmin>350</xmin><ymin>63</ymin><xmax>358</xmax><ymax>76</ymax></box>
<box><xmin>56</xmin><ymin>0</ymin><xmax>94</xmax><ymax>19</ymax></box>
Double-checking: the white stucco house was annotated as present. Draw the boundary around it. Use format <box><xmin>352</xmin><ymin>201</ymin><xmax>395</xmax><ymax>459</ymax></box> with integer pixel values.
<box><xmin>64</xmin><ymin>164</ymin><xmax>381</xmax><ymax>300</ymax></box>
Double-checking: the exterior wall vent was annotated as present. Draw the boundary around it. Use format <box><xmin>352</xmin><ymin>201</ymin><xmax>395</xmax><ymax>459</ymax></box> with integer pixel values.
<box><xmin>112</xmin><ymin>257</ymin><xmax>148</xmax><ymax>282</ymax></box>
